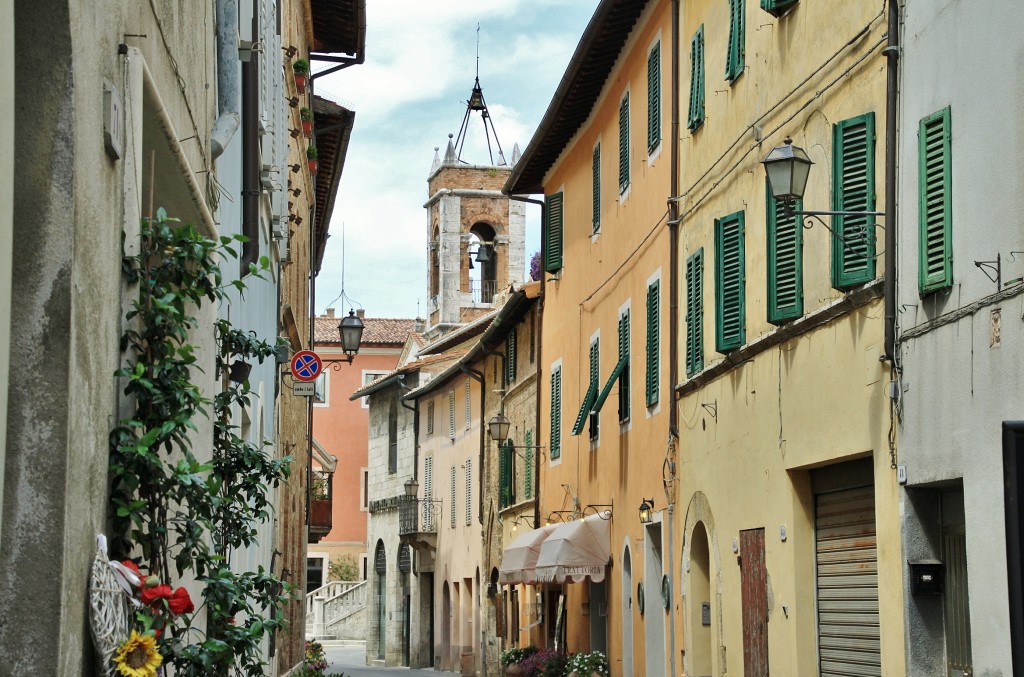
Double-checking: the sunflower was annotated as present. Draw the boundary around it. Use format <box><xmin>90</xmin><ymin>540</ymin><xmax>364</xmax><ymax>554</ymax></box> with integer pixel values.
<box><xmin>113</xmin><ymin>630</ymin><xmax>163</xmax><ymax>677</ymax></box>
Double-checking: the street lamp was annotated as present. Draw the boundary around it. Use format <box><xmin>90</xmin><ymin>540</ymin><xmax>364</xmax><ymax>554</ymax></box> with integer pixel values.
<box><xmin>488</xmin><ymin>412</ymin><xmax>511</xmax><ymax>444</ymax></box>
<box><xmin>638</xmin><ymin>498</ymin><xmax>655</xmax><ymax>525</ymax></box>
<box><xmin>404</xmin><ymin>477</ymin><xmax>419</xmax><ymax>499</ymax></box>
<box><xmin>762</xmin><ymin>137</ymin><xmax>813</xmax><ymax>203</ymax></box>
<box><xmin>338</xmin><ymin>309</ymin><xmax>364</xmax><ymax>363</ymax></box>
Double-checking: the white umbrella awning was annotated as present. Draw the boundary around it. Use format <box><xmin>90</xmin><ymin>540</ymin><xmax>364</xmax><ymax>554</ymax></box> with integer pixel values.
<box><xmin>534</xmin><ymin>514</ymin><xmax>611</xmax><ymax>584</ymax></box>
<box><xmin>498</xmin><ymin>524</ymin><xmax>558</xmax><ymax>584</ymax></box>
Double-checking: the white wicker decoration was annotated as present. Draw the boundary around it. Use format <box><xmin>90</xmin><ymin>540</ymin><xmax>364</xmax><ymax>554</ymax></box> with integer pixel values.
<box><xmin>89</xmin><ymin>535</ymin><xmax>135</xmax><ymax>677</ymax></box>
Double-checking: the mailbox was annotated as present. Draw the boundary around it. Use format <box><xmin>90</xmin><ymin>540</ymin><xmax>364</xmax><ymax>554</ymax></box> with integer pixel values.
<box><xmin>908</xmin><ymin>558</ymin><xmax>944</xmax><ymax>595</ymax></box>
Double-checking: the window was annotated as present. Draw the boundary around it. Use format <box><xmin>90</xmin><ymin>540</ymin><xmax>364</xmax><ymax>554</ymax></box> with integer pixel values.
<box><xmin>361</xmin><ymin>370</ymin><xmax>388</xmax><ymax>408</ymax></box>
<box><xmin>646</xmin><ymin>279</ymin><xmax>660</xmax><ymax>406</ymax></box>
<box><xmin>767</xmin><ymin>185</ymin><xmax>804</xmax><ymax>324</ymax></box>
<box><xmin>760</xmin><ymin>0</ymin><xmax>798</xmax><ymax>18</ymax></box>
<box><xmin>715</xmin><ymin>212</ymin><xmax>746</xmax><ymax>353</ymax></box>
<box><xmin>388</xmin><ymin>398</ymin><xmax>398</xmax><ymax>474</ymax></box>
<box><xmin>572</xmin><ymin>338</ymin><xmax>600</xmax><ymax>438</ymax></box>
<box><xmin>524</xmin><ymin>429</ymin><xmax>533</xmax><ymax>499</ymax></box>
<box><xmin>831</xmin><ymin>112</ymin><xmax>877</xmax><ymax>290</ymax></box>
<box><xmin>500</xmin><ymin>440</ymin><xmax>514</xmax><ymax>509</ymax></box>
<box><xmin>423</xmin><ymin>456</ymin><xmax>434</xmax><ymax>530</ymax></box>
<box><xmin>550</xmin><ymin>365</ymin><xmax>562</xmax><ymax>460</ymax></box>
<box><xmin>448</xmin><ymin>390</ymin><xmax>455</xmax><ymax>440</ymax></box>
<box><xmin>361</xmin><ymin>468</ymin><xmax>369</xmax><ymax>511</ymax></box>
<box><xmin>648</xmin><ymin>42</ymin><xmax>661</xmax><ymax>153</ymax></box>
<box><xmin>726</xmin><ymin>0</ymin><xmax>745</xmax><ymax>82</ymax></box>
<box><xmin>450</xmin><ymin>465</ymin><xmax>456</xmax><ymax>528</ymax></box>
<box><xmin>465</xmin><ymin>380</ymin><xmax>472</xmax><ymax>430</ymax></box>
<box><xmin>465</xmin><ymin>458</ymin><xmax>473</xmax><ymax>525</ymax></box>
<box><xmin>313</xmin><ymin>372</ymin><xmax>327</xmax><ymax>406</ymax></box>
<box><xmin>686</xmin><ymin>249</ymin><xmax>705</xmax><ymax>376</ymax></box>
<box><xmin>506</xmin><ymin>329</ymin><xmax>517</xmax><ymax>385</ymax></box>
<box><xmin>594</xmin><ymin>309</ymin><xmax>630</xmax><ymax>423</ymax></box>
<box><xmin>544</xmin><ymin>192</ymin><xmax>564</xmax><ymax>273</ymax></box>
<box><xmin>618</xmin><ymin>93</ymin><xmax>630</xmax><ymax>193</ymax></box>
<box><xmin>687</xmin><ymin>26</ymin><xmax>705</xmax><ymax>132</ymax></box>
<box><xmin>427</xmin><ymin>401</ymin><xmax>435</xmax><ymax>435</ymax></box>
<box><xmin>919</xmin><ymin>107</ymin><xmax>952</xmax><ymax>294</ymax></box>
<box><xmin>592</xmin><ymin>143</ymin><xmax>601</xmax><ymax>233</ymax></box>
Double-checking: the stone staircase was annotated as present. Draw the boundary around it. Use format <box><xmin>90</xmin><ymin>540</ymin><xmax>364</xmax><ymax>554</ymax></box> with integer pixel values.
<box><xmin>305</xmin><ymin>580</ymin><xmax>368</xmax><ymax>641</ymax></box>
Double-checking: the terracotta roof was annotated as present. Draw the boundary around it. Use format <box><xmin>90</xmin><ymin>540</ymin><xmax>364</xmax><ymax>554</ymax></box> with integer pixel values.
<box><xmin>310</xmin><ymin>0</ymin><xmax>366</xmax><ymax>57</ymax></box>
<box><xmin>313</xmin><ymin>315</ymin><xmax>417</xmax><ymax>345</ymax></box>
<box><xmin>312</xmin><ymin>96</ymin><xmax>355</xmax><ymax>273</ymax></box>
<box><xmin>505</xmin><ymin>0</ymin><xmax>646</xmax><ymax>195</ymax></box>
<box><xmin>349</xmin><ymin>351</ymin><xmax>468</xmax><ymax>400</ymax></box>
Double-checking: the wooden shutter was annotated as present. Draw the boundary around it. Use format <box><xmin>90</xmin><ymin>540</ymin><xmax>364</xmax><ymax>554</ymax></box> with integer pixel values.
<box><xmin>716</xmin><ymin>212</ymin><xmax>746</xmax><ymax>353</ymax></box>
<box><xmin>550</xmin><ymin>367</ymin><xmax>562</xmax><ymax>459</ymax></box>
<box><xmin>688</xmin><ymin>26</ymin><xmax>705</xmax><ymax>131</ymax></box>
<box><xmin>618</xmin><ymin>310</ymin><xmax>630</xmax><ymax>422</ymax></box>
<box><xmin>448</xmin><ymin>391</ymin><xmax>455</xmax><ymax>439</ymax></box>
<box><xmin>619</xmin><ymin>93</ymin><xmax>630</xmax><ymax>192</ymax></box>
<box><xmin>760</xmin><ymin>0</ymin><xmax>799</xmax><ymax>18</ymax></box>
<box><xmin>506</xmin><ymin>329</ymin><xmax>518</xmax><ymax>384</ymax></box>
<box><xmin>545</xmin><ymin>192</ymin><xmax>564</xmax><ymax>273</ymax></box>
<box><xmin>500</xmin><ymin>440</ymin><xmax>513</xmax><ymax>508</ymax></box>
<box><xmin>740</xmin><ymin>529</ymin><xmax>769</xmax><ymax>675</ymax></box>
<box><xmin>831</xmin><ymin>112</ymin><xmax>877</xmax><ymax>289</ymax></box>
<box><xmin>523</xmin><ymin>430</ymin><xmax>533</xmax><ymax>499</ymax></box>
<box><xmin>423</xmin><ymin>457</ymin><xmax>433</xmax><ymax>530</ymax></box>
<box><xmin>427</xmin><ymin>401</ymin><xmax>435</xmax><ymax>435</ymax></box>
<box><xmin>449</xmin><ymin>465</ymin><xmax>456</xmax><ymax>528</ymax></box>
<box><xmin>648</xmin><ymin>43</ymin><xmax>661</xmax><ymax>152</ymax></box>
<box><xmin>686</xmin><ymin>250</ymin><xmax>705</xmax><ymax>376</ymax></box>
<box><xmin>767</xmin><ymin>186</ymin><xmax>804</xmax><ymax>324</ymax></box>
<box><xmin>919</xmin><ymin>107</ymin><xmax>952</xmax><ymax>294</ymax></box>
<box><xmin>646</xmin><ymin>280</ymin><xmax>660</xmax><ymax>406</ymax></box>
<box><xmin>726</xmin><ymin>0</ymin><xmax>745</xmax><ymax>81</ymax></box>
<box><xmin>815</xmin><ymin>485</ymin><xmax>881</xmax><ymax>675</ymax></box>
<box><xmin>465</xmin><ymin>380</ymin><xmax>471</xmax><ymax>430</ymax></box>
<box><xmin>465</xmin><ymin>459</ymin><xmax>472</xmax><ymax>525</ymax></box>
<box><xmin>589</xmin><ymin>339</ymin><xmax>600</xmax><ymax>439</ymax></box>
<box><xmin>593</xmin><ymin>143</ymin><xmax>601</xmax><ymax>233</ymax></box>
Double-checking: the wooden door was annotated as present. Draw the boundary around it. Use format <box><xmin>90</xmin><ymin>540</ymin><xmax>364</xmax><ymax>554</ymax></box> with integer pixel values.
<box><xmin>740</xmin><ymin>528</ymin><xmax>768</xmax><ymax>676</ymax></box>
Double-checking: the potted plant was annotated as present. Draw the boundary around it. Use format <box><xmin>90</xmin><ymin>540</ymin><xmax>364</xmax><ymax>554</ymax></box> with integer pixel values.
<box><xmin>500</xmin><ymin>646</ymin><xmax>538</xmax><ymax>677</ymax></box>
<box><xmin>307</xmin><ymin>145</ymin><xmax>318</xmax><ymax>174</ymax></box>
<box><xmin>566</xmin><ymin>651</ymin><xmax>610</xmax><ymax>677</ymax></box>
<box><xmin>520</xmin><ymin>648</ymin><xmax>568</xmax><ymax>677</ymax></box>
<box><xmin>300</xmin><ymin>107</ymin><xmax>313</xmax><ymax>138</ymax></box>
<box><xmin>292</xmin><ymin>58</ymin><xmax>309</xmax><ymax>94</ymax></box>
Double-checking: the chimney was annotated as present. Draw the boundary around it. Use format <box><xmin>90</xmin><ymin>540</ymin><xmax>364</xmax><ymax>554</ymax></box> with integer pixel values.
<box><xmin>414</xmin><ymin>317</ymin><xmax>426</xmax><ymax>333</ymax></box>
<box><xmin>356</xmin><ymin>309</ymin><xmax>365</xmax><ymax>319</ymax></box>
<box><xmin>325</xmin><ymin>307</ymin><xmax>335</xmax><ymax>318</ymax></box>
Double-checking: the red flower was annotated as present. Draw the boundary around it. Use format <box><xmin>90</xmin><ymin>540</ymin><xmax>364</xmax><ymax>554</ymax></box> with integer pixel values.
<box><xmin>168</xmin><ymin>587</ymin><xmax>195</xmax><ymax>615</ymax></box>
<box><xmin>140</xmin><ymin>584</ymin><xmax>172</xmax><ymax>606</ymax></box>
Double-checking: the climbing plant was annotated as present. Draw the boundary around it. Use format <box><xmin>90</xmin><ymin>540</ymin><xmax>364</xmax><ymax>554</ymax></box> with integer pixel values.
<box><xmin>109</xmin><ymin>210</ymin><xmax>292</xmax><ymax>676</ymax></box>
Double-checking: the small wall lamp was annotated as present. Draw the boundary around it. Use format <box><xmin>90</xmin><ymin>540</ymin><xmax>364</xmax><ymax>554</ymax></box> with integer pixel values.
<box><xmin>639</xmin><ymin>497</ymin><xmax>655</xmax><ymax>525</ymax></box>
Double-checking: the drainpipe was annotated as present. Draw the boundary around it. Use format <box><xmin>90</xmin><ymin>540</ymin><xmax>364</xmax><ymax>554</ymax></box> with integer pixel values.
<box><xmin>666</xmin><ymin>2</ymin><xmax>681</xmax><ymax>676</ymax></box>
<box><xmin>882</xmin><ymin>0</ymin><xmax>900</xmax><ymax>362</ymax></box>
<box><xmin>508</xmin><ymin>195</ymin><xmax>546</xmax><ymax>530</ymax></box>
<box><xmin>212</xmin><ymin>0</ymin><xmax>240</xmax><ymax>159</ymax></box>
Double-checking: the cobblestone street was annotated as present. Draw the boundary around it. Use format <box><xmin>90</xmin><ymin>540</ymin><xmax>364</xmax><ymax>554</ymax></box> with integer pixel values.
<box><xmin>324</xmin><ymin>641</ymin><xmax>446</xmax><ymax>677</ymax></box>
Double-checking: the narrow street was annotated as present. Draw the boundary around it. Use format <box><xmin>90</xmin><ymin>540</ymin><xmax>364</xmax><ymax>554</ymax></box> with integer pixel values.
<box><xmin>324</xmin><ymin>641</ymin><xmax>446</xmax><ymax>677</ymax></box>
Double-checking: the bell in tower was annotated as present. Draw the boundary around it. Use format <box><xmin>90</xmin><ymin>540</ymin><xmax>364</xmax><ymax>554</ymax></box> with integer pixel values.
<box><xmin>423</xmin><ymin>73</ymin><xmax>525</xmax><ymax>340</ymax></box>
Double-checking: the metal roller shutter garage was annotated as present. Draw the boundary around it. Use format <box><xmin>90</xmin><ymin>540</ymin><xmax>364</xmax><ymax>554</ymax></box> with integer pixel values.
<box><xmin>815</xmin><ymin>484</ymin><xmax>881</xmax><ymax>676</ymax></box>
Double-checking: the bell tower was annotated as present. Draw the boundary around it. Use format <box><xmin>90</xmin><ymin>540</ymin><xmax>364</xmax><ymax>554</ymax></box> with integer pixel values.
<box><xmin>424</xmin><ymin>77</ymin><xmax>525</xmax><ymax>338</ymax></box>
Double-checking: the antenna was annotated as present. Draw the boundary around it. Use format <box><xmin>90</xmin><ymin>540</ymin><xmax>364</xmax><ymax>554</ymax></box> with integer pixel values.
<box><xmin>476</xmin><ymin>23</ymin><xmax>480</xmax><ymax>80</ymax></box>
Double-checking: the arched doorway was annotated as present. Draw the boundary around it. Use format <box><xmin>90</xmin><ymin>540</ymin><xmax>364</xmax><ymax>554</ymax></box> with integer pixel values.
<box><xmin>374</xmin><ymin>541</ymin><xmax>387</xmax><ymax>660</ymax></box>
<box><xmin>689</xmin><ymin>523</ymin><xmax>712</xmax><ymax>677</ymax></box>
<box><xmin>621</xmin><ymin>542</ymin><xmax>634</xmax><ymax>677</ymax></box>
<box><xmin>468</xmin><ymin>222</ymin><xmax>497</xmax><ymax>303</ymax></box>
<box><xmin>442</xmin><ymin>581</ymin><xmax>451</xmax><ymax>670</ymax></box>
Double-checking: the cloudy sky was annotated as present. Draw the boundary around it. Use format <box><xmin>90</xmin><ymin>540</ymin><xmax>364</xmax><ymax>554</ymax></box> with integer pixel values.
<box><xmin>312</xmin><ymin>0</ymin><xmax>600</xmax><ymax>319</ymax></box>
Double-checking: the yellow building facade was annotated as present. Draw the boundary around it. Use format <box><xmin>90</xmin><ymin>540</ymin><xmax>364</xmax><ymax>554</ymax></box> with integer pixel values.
<box><xmin>674</xmin><ymin>0</ymin><xmax>904</xmax><ymax>674</ymax></box>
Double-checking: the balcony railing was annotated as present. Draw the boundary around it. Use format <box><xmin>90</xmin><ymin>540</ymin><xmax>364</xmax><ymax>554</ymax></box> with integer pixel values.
<box><xmin>399</xmin><ymin>497</ymin><xmax>440</xmax><ymax>535</ymax></box>
<box><xmin>309</xmin><ymin>469</ymin><xmax>333</xmax><ymax>543</ymax></box>
<box><xmin>468</xmin><ymin>279</ymin><xmax>498</xmax><ymax>305</ymax></box>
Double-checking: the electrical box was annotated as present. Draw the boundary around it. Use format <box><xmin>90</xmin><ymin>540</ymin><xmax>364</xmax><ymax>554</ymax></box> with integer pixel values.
<box><xmin>908</xmin><ymin>559</ymin><xmax>944</xmax><ymax>595</ymax></box>
<box><xmin>701</xmin><ymin>602</ymin><xmax>711</xmax><ymax>626</ymax></box>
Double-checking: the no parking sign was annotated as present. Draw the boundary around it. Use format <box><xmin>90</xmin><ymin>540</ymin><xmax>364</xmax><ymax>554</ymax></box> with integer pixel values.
<box><xmin>290</xmin><ymin>350</ymin><xmax>322</xmax><ymax>382</ymax></box>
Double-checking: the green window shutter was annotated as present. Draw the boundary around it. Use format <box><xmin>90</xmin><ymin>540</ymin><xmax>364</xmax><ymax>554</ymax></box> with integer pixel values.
<box><xmin>523</xmin><ymin>429</ymin><xmax>533</xmax><ymax>499</ymax></box>
<box><xmin>648</xmin><ymin>44</ymin><xmax>661</xmax><ymax>153</ymax></box>
<box><xmin>831</xmin><ymin>112</ymin><xmax>877</xmax><ymax>290</ymax></box>
<box><xmin>646</xmin><ymin>280</ymin><xmax>660</xmax><ymax>406</ymax></box>
<box><xmin>619</xmin><ymin>93</ymin><xmax>630</xmax><ymax>192</ymax></box>
<box><xmin>500</xmin><ymin>440</ymin><xmax>512</xmax><ymax>508</ymax></box>
<box><xmin>544</xmin><ymin>192</ymin><xmax>564</xmax><ymax>273</ymax></box>
<box><xmin>506</xmin><ymin>330</ymin><xmax>518</xmax><ymax>384</ymax></box>
<box><xmin>593</xmin><ymin>143</ymin><xmax>601</xmax><ymax>233</ymax></box>
<box><xmin>919</xmin><ymin>107</ymin><xmax>952</xmax><ymax>294</ymax></box>
<box><xmin>760</xmin><ymin>0</ymin><xmax>798</xmax><ymax>18</ymax></box>
<box><xmin>715</xmin><ymin>212</ymin><xmax>746</xmax><ymax>353</ymax></box>
<box><xmin>685</xmin><ymin>250</ymin><xmax>705</xmax><ymax>376</ymax></box>
<box><xmin>766</xmin><ymin>185</ymin><xmax>804</xmax><ymax>324</ymax></box>
<box><xmin>687</xmin><ymin>26</ymin><xmax>705</xmax><ymax>131</ymax></box>
<box><xmin>550</xmin><ymin>368</ymin><xmax>561</xmax><ymax>459</ymax></box>
<box><xmin>618</xmin><ymin>310</ymin><xmax>630</xmax><ymax>422</ymax></box>
<box><xmin>589</xmin><ymin>340</ymin><xmax>600</xmax><ymax>439</ymax></box>
<box><xmin>726</xmin><ymin>0</ymin><xmax>745</xmax><ymax>82</ymax></box>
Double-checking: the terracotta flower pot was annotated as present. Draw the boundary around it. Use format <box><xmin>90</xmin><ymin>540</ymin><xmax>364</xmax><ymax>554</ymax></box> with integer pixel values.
<box><xmin>294</xmin><ymin>73</ymin><xmax>307</xmax><ymax>94</ymax></box>
<box><xmin>301</xmin><ymin>120</ymin><xmax>313</xmax><ymax>137</ymax></box>
<box><xmin>505</xmin><ymin>664</ymin><xmax>524</xmax><ymax>677</ymax></box>
<box><xmin>307</xmin><ymin>159</ymin><xmax>318</xmax><ymax>174</ymax></box>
